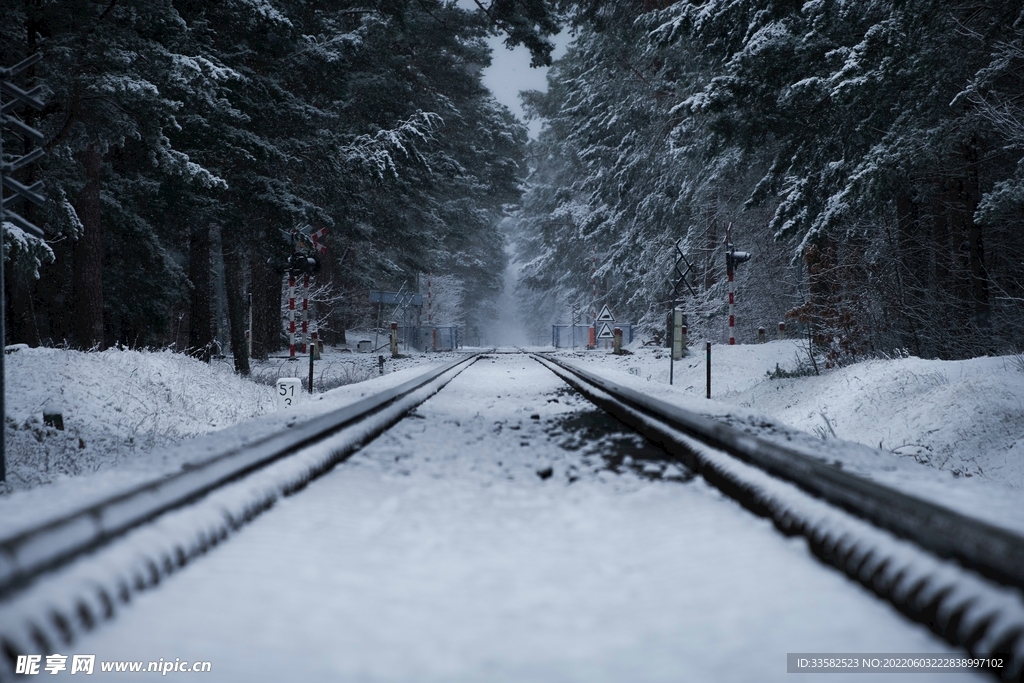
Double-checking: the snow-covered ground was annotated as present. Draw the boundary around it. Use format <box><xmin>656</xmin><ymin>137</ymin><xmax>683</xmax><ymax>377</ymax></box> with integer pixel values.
<box><xmin>553</xmin><ymin>339</ymin><xmax>1024</xmax><ymax>491</ymax></box>
<box><xmin>3</xmin><ymin>344</ymin><xmax>1023</xmax><ymax>680</ymax></box>
<box><xmin>4</xmin><ymin>339</ymin><xmax>1022</xmax><ymax>533</ymax></box>
<box><xmin>1</xmin><ymin>340</ymin><xmax>439</xmax><ymax>496</ymax></box>
<box><xmin>2</xmin><ymin>346</ymin><xmax>274</xmax><ymax>493</ymax></box>
<box><xmin>27</xmin><ymin>355</ymin><xmax>989</xmax><ymax>682</ymax></box>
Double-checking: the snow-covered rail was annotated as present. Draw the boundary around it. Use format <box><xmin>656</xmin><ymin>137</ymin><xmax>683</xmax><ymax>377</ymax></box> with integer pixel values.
<box><xmin>534</xmin><ymin>353</ymin><xmax>1024</xmax><ymax>679</ymax></box>
<box><xmin>0</xmin><ymin>353</ymin><xmax>481</xmax><ymax>601</ymax></box>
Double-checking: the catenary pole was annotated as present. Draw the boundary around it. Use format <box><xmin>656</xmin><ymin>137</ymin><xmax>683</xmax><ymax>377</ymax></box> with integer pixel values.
<box><xmin>1</xmin><ymin>68</ymin><xmax>6</xmax><ymax>482</ymax></box>
<box><xmin>0</xmin><ymin>53</ymin><xmax>46</xmax><ymax>482</ymax></box>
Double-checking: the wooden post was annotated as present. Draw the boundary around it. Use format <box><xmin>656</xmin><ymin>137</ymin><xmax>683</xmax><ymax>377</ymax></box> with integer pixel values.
<box><xmin>778</xmin><ymin>321</ymin><xmax>786</xmax><ymax>339</ymax></box>
<box><xmin>613</xmin><ymin>327</ymin><xmax>623</xmax><ymax>355</ymax></box>
<box><xmin>758</xmin><ymin>327</ymin><xmax>766</xmax><ymax>343</ymax></box>
<box><xmin>390</xmin><ymin>322</ymin><xmax>399</xmax><ymax>358</ymax></box>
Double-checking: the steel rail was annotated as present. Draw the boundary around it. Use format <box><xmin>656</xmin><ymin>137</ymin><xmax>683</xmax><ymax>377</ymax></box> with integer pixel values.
<box><xmin>0</xmin><ymin>353</ymin><xmax>481</xmax><ymax>598</ymax></box>
<box><xmin>536</xmin><ymin>354</ymin><xmax>1024</xmax><ymax>679</ymax></box>
<box><xmin>533</xmin><ymin>353</ymin><xmax>1024</xmax><ymax>592</ymax></box>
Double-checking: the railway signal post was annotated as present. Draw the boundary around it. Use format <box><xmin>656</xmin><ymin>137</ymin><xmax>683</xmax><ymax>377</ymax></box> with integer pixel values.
<box><xmin>724</xmin><ymin>223</ymin><xmax>751</xmax><ymax>345</ymax></box>
<box><xmin>281</xmin><ymin>225</ymin><xmax>326</xmax><ymax>360</ymax></box>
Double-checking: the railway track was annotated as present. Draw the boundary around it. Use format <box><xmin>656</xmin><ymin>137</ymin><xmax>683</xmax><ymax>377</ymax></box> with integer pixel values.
<box><xmin>533</xmin><ymin>353</ymin><xmax>1024</xmax><ymax>680</ymax></box>
<box><xmin>0</xmin><ymin>352</ymin><xmax>481</xmax><ymax>675</ymax></box>
<box><xmin>1</xmin><ymin>350</ymin><xmax>1021</xmax><ymax>680</ymax></box>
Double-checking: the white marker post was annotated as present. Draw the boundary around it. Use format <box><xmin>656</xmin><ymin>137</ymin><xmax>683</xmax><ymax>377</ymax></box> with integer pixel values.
<box><xmin>672</xmin><ymin>308</ymin><xmax>684</xmax><ymax>360</ymax></box>
<box><xmin>276</xmin><ymin>378</ymin><xmax>302</xmax><ymax>410</ymax></box>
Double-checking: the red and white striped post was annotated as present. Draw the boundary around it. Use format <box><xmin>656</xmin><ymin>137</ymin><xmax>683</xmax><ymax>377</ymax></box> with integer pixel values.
<box><xmin>287</xmin><ymin>273</ymin><xmax>297</xmax><ymax>358</ymax></box>
<box><xmin>282</xmin><ymin>226</ymin><xmax>328</xmax><ymax>361</ymax></box>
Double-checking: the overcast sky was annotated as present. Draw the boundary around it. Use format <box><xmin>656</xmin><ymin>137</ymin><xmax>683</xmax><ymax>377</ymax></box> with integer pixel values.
<box><xmin>456</xmin><ymin>1</ymin><xmax>570</xmax><ymax>137</ymax></box>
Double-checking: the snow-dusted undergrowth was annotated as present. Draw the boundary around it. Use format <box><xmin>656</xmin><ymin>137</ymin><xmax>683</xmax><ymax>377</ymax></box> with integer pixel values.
<box><xmin>2</xmin><ymin>347</ymin><xmax>275</xmax><ymax>493</ymax></box>
<box><xmin>2</xmin><ymin>344</ymin><xmax>447</xmax><ymax>496</ymax></box>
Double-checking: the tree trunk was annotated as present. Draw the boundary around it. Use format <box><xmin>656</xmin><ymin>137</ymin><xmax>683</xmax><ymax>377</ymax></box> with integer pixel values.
<box><xmin>264</xmin><ymin>270</ymin><xmax>283</xmax><ymax>354</ymax></box>
<box><xmin>221</xmin><ymin>239</ymin><xmax>250</xmax><ymax>375</ymax></box>
<box><xmin>931</xmin><ymin>180</ymin><xmax>952</xmax><ymax>287</ymax></box>
<box><xmin>248</xmin><ymin>254</ymin><xmax>271</xmax><ymax>361</ymax></box>
<box><xmin>895</xmin><ymin>192</ymin><xmax>924</xmax><ymax>356</ymax></box>
<box><xmin>962</xmin><ymin>138</ymin><xmax>990</xmax><ymax>329</ymax></box>
<box><xmin>187</xmin><ymin>224</ymin><xmax>214</xmax><ymax>361</ymax></box>
<box><xmin>5</xmin><ymin>267</ymin><xmax>40</xmax><ymax>347</ymax></box>
<box><xmin>703</xmin><ymin>204</ymin><xmax>717</xmax><ymax>292</ymax></box>
<box><xmin>35</xmin><ymin>240</ymin><xmax>73</xmax><ymax>345</ymax></box>
<box><xmin>71</xmin><ymin>148</ymin><xmax>105</xmax><ymax>349</ymax></box>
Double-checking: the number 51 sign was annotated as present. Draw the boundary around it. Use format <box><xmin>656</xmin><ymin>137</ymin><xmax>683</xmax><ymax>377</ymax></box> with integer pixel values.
<box><xmin>276</xmin><ymin>378</ymin><xmax>302</xmax><ymax>410</ymax></box>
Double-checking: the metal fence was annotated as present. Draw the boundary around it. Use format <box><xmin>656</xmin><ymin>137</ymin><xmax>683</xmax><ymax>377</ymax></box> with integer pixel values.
<box><xmin>551</xmin><ymin>324</ymin><xmax>634</xmax><ymax>349</ymax></box>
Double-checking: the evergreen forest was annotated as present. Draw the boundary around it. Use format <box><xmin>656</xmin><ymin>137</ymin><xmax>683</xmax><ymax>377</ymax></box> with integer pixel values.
<box><xmin>516</xmin><ymin>0</ymin><xmax>1024</xmax><ymax>363</ymax></box>
<box><xmin>1</xmin><ymin>0</ymin><xmax>557</xmax><ymax>371</ymax></box>
<box><xmin>3</xmin><ymin>0</ymin><xmax>1024</xmax><ymax>367</ymax></box>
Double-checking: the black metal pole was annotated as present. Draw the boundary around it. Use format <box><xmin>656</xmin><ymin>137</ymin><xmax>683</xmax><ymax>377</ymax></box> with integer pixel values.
<box><xmin>706</xmin><ymin>341</ymin><xmax>711</xmax><ymax>399</ymax></box>
<box><xmin>1</xmin><ymin>79</ymin><xmax>6</xmax><ymax>483</ymax></box>
<box><xmin>0</xmin><ymin>53</ymin><xmax>45</xmax><ymax>484</ymax></box>
<box><xmin>669</xmin><ymin>306</ymin><xmax>674</xmax><ymax>386</ymax></box>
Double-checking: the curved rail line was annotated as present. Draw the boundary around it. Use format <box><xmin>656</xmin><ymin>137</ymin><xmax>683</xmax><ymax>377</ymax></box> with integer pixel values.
<box><xmin>533</xmin><ymin>353</ymin><xmax>1024</xmax><ymax>680</ymax></box>
<box><xmin>0</xmin><ymin>353</ymin><xmax>481</xmax><ymax>600</ymax></box>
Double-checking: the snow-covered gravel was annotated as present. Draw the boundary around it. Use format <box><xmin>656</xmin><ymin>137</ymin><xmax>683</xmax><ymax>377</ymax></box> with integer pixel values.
<box><xmin>50</xmin><ymin>355</ymin><xmax>987</xmax><ymax>682</ymax></box>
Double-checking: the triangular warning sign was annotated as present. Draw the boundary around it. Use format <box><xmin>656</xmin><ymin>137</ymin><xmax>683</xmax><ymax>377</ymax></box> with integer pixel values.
<box><xmin>596</xmin><ymin>322</ymin><xmax>614</xmax><ymax>339</ymax></box>
<box><xmin>596</xmin><ymin>305</ymin><xmax>614</xmax><ymax>322</ymax></box>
